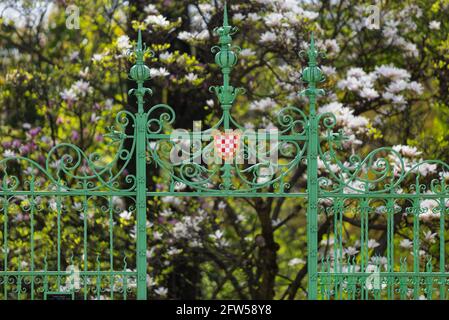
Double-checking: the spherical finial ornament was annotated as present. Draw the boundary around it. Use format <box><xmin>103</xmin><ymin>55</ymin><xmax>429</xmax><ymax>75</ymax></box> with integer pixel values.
<box><xmin>130</xmin><ymin>63</ymin><xmax>151</xmax><ymax>82</ymax></box>
<box><xmin>302</xmin><ymin>66</ymin><xmax>323</xmax><ymax>83</ymax></box>
<box><xmin>215</xmin><ymin>49</ymin><xmax>237</xmax><ymax>69</ymax></box>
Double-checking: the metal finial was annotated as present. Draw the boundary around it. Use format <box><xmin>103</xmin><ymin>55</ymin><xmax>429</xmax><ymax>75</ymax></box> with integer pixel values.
<box><xmin>310</xmin><ymin>33</ymin><xmax>315</xmax><ymax>51</ymax></box>
<box><xmin>209</xmin><ymin>0</ymin><xmax>244</xmax><ymax>110</ymax></box>
<box><xmin>137</xmin><ymin>29</ymin><xmax>143</xmax><ymax>52</ymax></box>
<box><xmin>128</xmin><ymin>29</ymin><xmax>151</xmax><ymax>78</ymax></box>
<box><xmin>299</xmin><ymin>33</ymin><xmax>325</xmax><ymax>99</ymax></box>
<box><xmin>223</xmin><ymin>1</ymin><xmax>229</xmax><ymax>27</ymax></box>
<box><xmin>308</xmin><ymin>33</ymin><xmax>317</xmax><ymax>65</ymax></box>
<box><xmin>128</xmin><ymin>29</ymin><xmax>153</xmax><ymax>112</ymax></box>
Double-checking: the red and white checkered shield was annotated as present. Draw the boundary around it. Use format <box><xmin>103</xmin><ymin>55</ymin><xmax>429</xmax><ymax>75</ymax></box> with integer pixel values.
<box><xmin>212</xmin><ymin>130</ymin><xmax>241</xmax><ymax>161</ymax></box>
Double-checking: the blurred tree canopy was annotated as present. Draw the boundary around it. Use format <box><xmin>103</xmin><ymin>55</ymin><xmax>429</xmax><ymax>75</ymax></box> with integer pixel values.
<box><xmin>1</xmin><ymin>0</ymin><xmax>449</xmax><ymax>300</ymax></box>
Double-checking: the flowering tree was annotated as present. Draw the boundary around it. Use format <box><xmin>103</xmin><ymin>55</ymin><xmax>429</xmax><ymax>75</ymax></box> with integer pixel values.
<box><xmin>0</xmin><ymin>0</ymin><xmax>448</xmax><ymax>300</ymax></box>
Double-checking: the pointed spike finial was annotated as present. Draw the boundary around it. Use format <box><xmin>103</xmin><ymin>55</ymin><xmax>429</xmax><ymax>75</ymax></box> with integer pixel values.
<box><xmin>137</xmin><ymin>29</ymin><xmax>143</xmax><ymax>51</ymax></box>
<box><xmin>306</xmin><ymin>32</ymin><xmax>319</xmax><ymax>68</ymax></box>
<box><xmin>223</xmin><ymin>1</ymin><xmax>229</xmax><ymax>27</ymax></box>
<box><xmin>299</xmin><ymin>32</ymin><xmax>325</xmax><ymax>99</ymax></box>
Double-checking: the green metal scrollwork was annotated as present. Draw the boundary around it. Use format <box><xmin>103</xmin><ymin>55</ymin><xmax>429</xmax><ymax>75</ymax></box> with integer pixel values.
<box><xmin>0</xmin><ymin>1</ymin><xmax>449</xmax><ymax>301</ymax></box>
<box><xmin>146</xmin><ymin>2</ymin><xmax>308</xmax><ymax>194</ymax></box>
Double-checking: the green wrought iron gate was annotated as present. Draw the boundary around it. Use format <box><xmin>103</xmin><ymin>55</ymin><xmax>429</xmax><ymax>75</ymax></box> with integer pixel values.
<box><xmin>1</xmin><ymin>4</ymin><xmax>449</xmax><ymax>300</ymax></box>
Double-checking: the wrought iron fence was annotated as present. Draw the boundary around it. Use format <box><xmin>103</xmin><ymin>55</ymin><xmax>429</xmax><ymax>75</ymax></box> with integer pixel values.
<box><xmin>0</xmin><ymin>3</ymin><xmax>448</xmax><ymax>300</ymax></box>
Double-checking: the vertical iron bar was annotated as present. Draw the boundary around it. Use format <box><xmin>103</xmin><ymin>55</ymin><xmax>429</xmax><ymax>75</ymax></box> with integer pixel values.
<box><xmin>338</xmin><ymin>199</ymin><xmax>343</xmax><ymax>299</ymax></box>
<box><xmin>211</xmin><ymin>3</ymin><xmax>240</xmax><ymax>190</ymax></box>
<box><xmin>426</xmin><ymin>257</ymin><xmax>433</xmax><ymax>299</ymax></box>
<box><xmin>136</xmin><ymin>110</ymin><xmax>147</xmax><ymax>300</ymax></box>
<box><xmin>123</xmin><ymin>257</ymin><xmax>128</xmax><ymax>301</ymax></box>
<box><xmin>3</xmin><ymin>187</ymin><xmax>8</xmax><ymax>300</ymax></box>
<box><xmin>333</xmin><ymin>201</ymin><xmax>338</xmax><ymax>300</ymax></box>
<box><xmin>306</xmin><ymin>98</ymin><xmax>318</xmax><ymax>300</ymax></box>
<box><xmin>82</xmin><ymin>183</ymin><xmax>88</xmax><ymax>300</ymax></box>
<box><xmin>386</xmin><ymin>194</ymin><xmax>394</xmax><ymax>299</ymax></box>
<box><xmin>360</xmin><ymin>196</ymin><xmax>369</xmax><ymax>300</ymax></box>
<box><xmin>129</xmin><ymin>29</ymin><xmax>150</xmax><ymax>300</ymax></box>
<box><xmin>17</xmin><ymin>261</ymin><xmax>21</xmax><ymax>300</ymax></box>
<box><xmin>303</xmin><ymin>34</ymin><xmax>321</xmax><ymax>300</ymax></box>
<box><xmin>413</xmin><ymin>178</ymin><xmax>421</xmax><ymax>299</ymax></box>
<box><xmin>56</xmin><ymin>185</ymin><xmax>62</xmax><ymax>289</ymax></box>
<box><xmin>30</xmin><ymin>176</ymin><xmax>35</xmax><ymax>300</ymax></box>
<box><xmin>96</xmin><ymin>254</ymin><xmax>101</xmax><ymax>300</ymax></box>
<box><xmin>43</xmin><ymin>253</ymin><xmax>48</xmax><ymax>300</ymax></box>
<box><xmin>332</xmin><ymin>198</ymin><xmax>343</xmax><ymax>300</ymax></box>
<box><xmin>440</xmin><ymin>195</ymin><xmax>446</xmax><ymax>299</ymax></box>
<box><xmin>109</xmin><ymin>196</ymin><xmax>114</xmax><ymax>300</ymax></box>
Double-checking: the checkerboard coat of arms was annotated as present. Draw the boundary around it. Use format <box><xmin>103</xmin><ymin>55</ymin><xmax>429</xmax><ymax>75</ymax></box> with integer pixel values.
<box><xmin>212</xmin><ymin>129</ymin><xmax>242</xmax><ymax>161</ymax></box>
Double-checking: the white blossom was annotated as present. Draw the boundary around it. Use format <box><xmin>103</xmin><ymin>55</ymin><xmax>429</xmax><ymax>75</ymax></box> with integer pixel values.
<box><xmin>160</xmin><ymin>208</ymin><xmax>173</xmax><ymax>217</ymax></box>
<box><xmin>145</xmin><ymin>15</ymin><xmax>170</xmax><ymax>28</ymax></box>
<box><xmin>3</xmin><ymin>149</ymin><xmax>15</xmax><ymax>157</ymax></box>
<box><xmin>370</xmin><ymin>256</ymin><xmax>388</xmax><ymax>266</ymax></box>
<box><xmin>154</xmin><ymin>287</ymin><xmax>168</xmax><ymax>297</ymax></box>
<box><xmin>210</xmin><ymin>230</ymin><xmax>224</xmax><ymax>241</ymax></box>
<box><xmin>72</xmin><ymin>80</ymin><xmax>91</xmax><ymax>97</ymax></box>
<box><xmin>260</xmin><ymin>31</ymin><xmax>277</xmax><ymax>43</ymax></box>
<box><xmin>344</xmin><ymin>246</ymin><xmax>359</xmax><ymax>256</ymax></box>
<box><xmin>408</xmin><ymin>81</ymin><xmax>423</xmax><ymax>94</ymax></box>
<box><xmin>417</xmin><ymin>163</ymin><xmax>437</xmax><ymax>177</ymax></box>
<box><xmin>159</xmin><ymin>51</ymin><xmax>173</xmax><ymax>62</ymax></box>
<box><xmin>400</xmin><ymin>239</ymin><xmax>413</xmax><ymax>249</ymax></box>
<box><xmin>60</xmin><ymin>88</ymin><xmax>78</xmax><ymax>102</ymax></box>
<box><xmin>92</xmin><ymin>51</ymin><xmax>108</xmax><ymax>62</ymax></box>
<box><xmin>119</xmin><ymin>210</ymin><xmax>132</xmax><ymax>220</ymax></box>
<box><xmin>359</xmin><ymin>87</ymin><xmax>379</xmax><ymax>100</ymax></box>
<box><xmin>429</xmin><ymin>21</ymin><xmax>441</xmax><ymax>30</ymax></box>
<box><xmin>49</xmin><ymin>199</ymin><xmax>58</xmax><ymax>211</ymax></box>
<box><xmin>144</xmin><ymin>4</ymin><xmax>158</xmax><ymax>14</ymax></box>
<box><xmin>423</xmin><ymin>230</ymin><xmax>437</xmax><ymax>243</ymax></box>
<box><xmin>150</xmin><ymin>67</ymin><xmax>170</xmax><ymax>78</ymax></box>
<box><xmin>167</xmin><ymin>247</ymin><xmax>182</xmax><ymax>255</ymax></box>
<box><xmin>288</xmin><ymin>258</ymin><xmax>305</xmax><ymax>267</ymax></box>
<box><xmin>367</xmin><ymin>239</ymin><xmax>380</xmax><ymax>249</ymax></box>
<box><xmin>264</xmin><ymin>13</ymin><xmax>285</xmax><ymax>27</ymax></box>
<box><xmin>375</xmin><ymin>65</ymin><xmax>410</xmax><ymax>80</ymax></box>
<box><xmin>185</xmin><ymin>73</ymin><xmax>198</xmax><ymax>82</ymax></box>
<box><xmin>392</xmin><ymin>145</ymin><xmax>422</xmax><ymax>157</ymax></box>
<box><xmin>116</xmin><ymin>35</ymin><xmax>131</xmax><ymax>52</ymax></box>
<box><xmin>249</xmin><ymin>97</ymin><xmax>276</xmax><ymax>111</ymax></box>
<box><xmin>321</xmin><ymin>65</ymin><xmax>336</xmax><ymax>76</ymax></box>
<box><xmin>419</xmin><ymin>198</ymin><xmax>439</xmax><ymax>220</ymax></box>
<box><xmin>247</xmin><ymin>13</ymin><xmax>260</xmax><ymax>22</ymax></box>
<box><xmin>319</xmin><ymin>102</ymin><xmax>369</xmax><ymax>134</ymax></box>
<box><xmin>69</xmin><ymin>51</ymin><xmax>79</xmax><ymax>61</ymax></box>
<box><xmin>239</xmin><ymin>48</ymin><xmax>256</xmax><ymax>57</ymax></box>
<box><xmin>178</xmin><ymin>30</ymin><xmax>209</xmax><ymax>42</ymax></box>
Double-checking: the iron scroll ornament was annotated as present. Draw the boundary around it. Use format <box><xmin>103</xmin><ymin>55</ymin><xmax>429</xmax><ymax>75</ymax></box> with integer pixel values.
<box><xmin>0</xmin><ymin>110</ymin><xmax>136</xmax><ymax>193</ymax></box>
<box><xmin>145</xmin><ymin>3</ymin><xmax>309</xmax><ymax>193</ymax></box>
<box><xmin>317</xmin><ymin>111</ymin><xmax>449</xmax><ymax>195</ymax></box>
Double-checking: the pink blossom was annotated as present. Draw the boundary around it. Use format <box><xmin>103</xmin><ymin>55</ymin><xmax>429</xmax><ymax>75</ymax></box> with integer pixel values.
<box><xmin>71</xmin><ymin>130</ymin><xmax>80</xmax><ymax>141</ymax></box>
<box><xmin>29</xmin><ymin>127</ymin><xmax>41</xmax><ymax>137</ymax></box>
